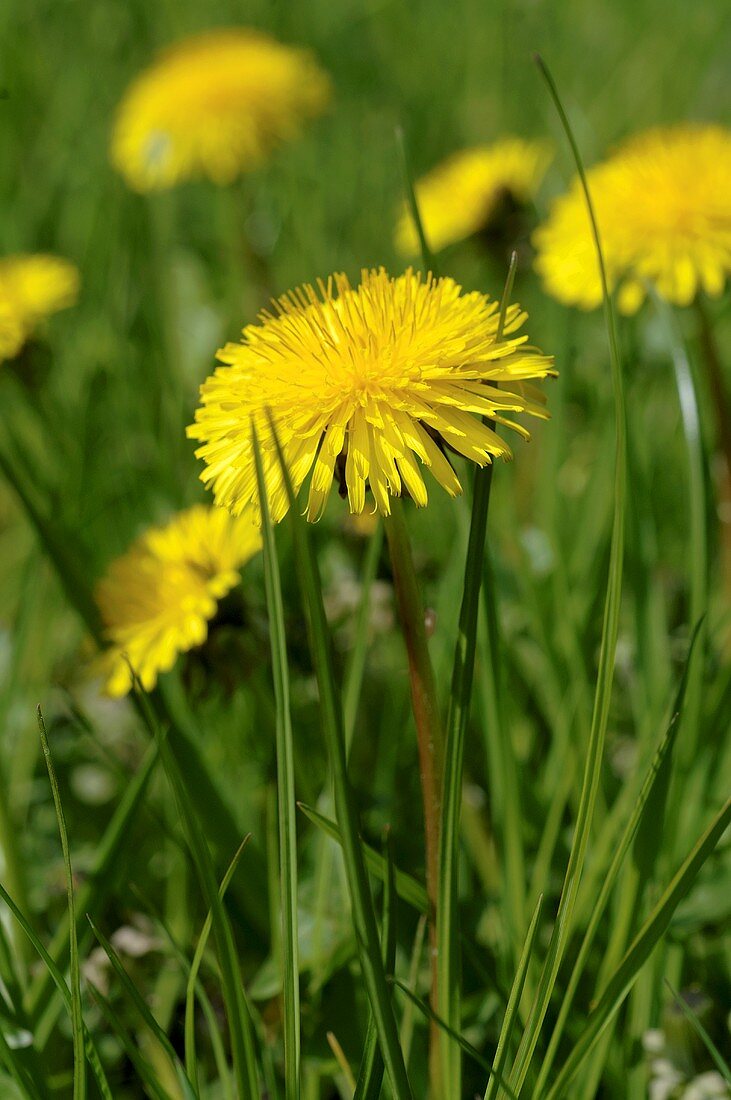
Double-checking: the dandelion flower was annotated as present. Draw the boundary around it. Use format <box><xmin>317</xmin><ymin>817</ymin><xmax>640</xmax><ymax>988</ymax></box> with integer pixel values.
<box><xmin>188</xmin><ymin>267</ymin><xmax>554</xmax><ymax>524</ymax></box>
<box><xmin>533</xmin><ymin>124</ymin><xmax>731</xmax><ymax>313</ymax></box>
<box><xmin>95</xmin><ymin>504</ymin><xmax>261</xmax><ymax>696</ymax></box>
<box><xmin>395</xmin><ymin>139</ymin><xmax>553</xmax><ymax>255</ymax></box>
<box><xmin>0</xmin><ymin>254</ymin><xmax>79</xmax><ymax>361</ymax></box>
<box><xmin>111</xmin><ymin>28</ymin><xmax>332</xmax><ymax>192</ymax></box>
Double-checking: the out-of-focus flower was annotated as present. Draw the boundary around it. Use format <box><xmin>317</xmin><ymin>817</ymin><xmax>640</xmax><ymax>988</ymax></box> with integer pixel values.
<box><xmin>188</xmin><ymin>267</ymin><xmax>554</xmax><ymax>523</ymax></box>
<box><xmin>395</xmin><ymin>139</ymin><xmax>552</xmax><ymax>255</ymax></box>
<box><xmin>111</xmin><ymin>28</ymin><xmax>331</xmax><ymax>192</ymax></box>
<box><xmin>533</xmin><ymin>124</ymin><xmax>731</xmax><ymax>313</ymax></box>
<box><xmin>95</xmin><ymin>504</ymin><xmax>261</xmax><ymax>696</ymax></box>
<box><xmin>0</xmin><ymin>255</ymin><xmax>79</xmax><ymax>361</ymax></box>
<box><xmin>682</xmin><ymin>1072</ymin><xmax>730</xmax><ymax>1100</ymax></box>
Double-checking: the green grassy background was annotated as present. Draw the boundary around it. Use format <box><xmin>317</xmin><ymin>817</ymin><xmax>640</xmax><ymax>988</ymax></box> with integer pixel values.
<box><xmin>0</xmin><ymin>0</ymin><xmax>730</xmax><ymax>1097</ymax></box>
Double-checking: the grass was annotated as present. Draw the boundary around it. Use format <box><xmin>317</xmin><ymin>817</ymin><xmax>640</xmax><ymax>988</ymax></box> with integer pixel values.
<box><xmin>0</xmin><ymin>0</ymin><xmax>730</xmax><ymax>1097</ymax></box>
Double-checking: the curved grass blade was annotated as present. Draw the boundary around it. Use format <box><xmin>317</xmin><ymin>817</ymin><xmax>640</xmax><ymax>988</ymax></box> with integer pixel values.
<box><xmin>89</xmin><ymin>985</ymin><xmax>173</xmax><ymax>1100</ymax></box>
<box><xmin>253</xmin><ymin>424</ymin><xmax>300</xmax><ymax>1100</ymax></box>
<box><xmin>437</xmin><ymin>254</ymin><xmax>517</xmax><ymax>1095</ymax></box>
<box><xmin>664</xmin><ymin>980</ymin><xmax>731</xmax><ymax>1085</ymax></box>
<box><xmin>533</xmin><ymin>619</ymin><xmax>703</xmax><ymax>1092</ymax></box>
<box><xmin>37</xmin><ymin>707</ymin><xmax>85</xmax><ymax>1100</ymax></box>
<box><xmin>87</xmin><ymin>916</ymin><xmax>198</xmax><ymax>1099</ymax></box>
<box><xmin>0</xmin><ymin>883</ymin><xmax>112</xmax><ymax>1100</ymax></box>
<box><xmin>27</xmin><ymin>742</ymin><xmax>159</xmax><ymax>1035</ymax></box>
<box><xmin>131</xmin><ymin>677</ymin><xmax>259</xmax><ymax>1099</ymax></box>
<box><xmin>267</xmin><ymin>413</ymin><xmax>413</xmax><ymax>1100</ymax></box>
<box><xmin>545</xmin><ymin>797</ymin><xmax>731</xmax><ymax>1099</ymax></box>
<box><xmin>507</xmin><ymin>58</ymin><xmax>628</xmax><ymax>1095</ymax></box>
<box><xmin>184</xmin><ymin>835</ymin><xmax>250</xmax><ymax>1090</ymax></box>
<box><xmin>298</xmin><ymin>803</ymin><xmax>428</xmax><ymax>913</ymax></box>
<box><xmin>354</xmin><ymin>829</ymin><xmax>398</xmax><ymax>1100</ymax></box>
<box><xmin>483</xmin><ymin>895</ymin><xmax>543</xmax><ymax>1100</ymax></box>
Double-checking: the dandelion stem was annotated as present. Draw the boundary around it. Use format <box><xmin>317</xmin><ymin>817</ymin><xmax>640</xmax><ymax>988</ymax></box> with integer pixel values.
<box><xmin>383</xmin><ymin>498</ymin><xmax>443</xmax><ymax>1092</ymax></box>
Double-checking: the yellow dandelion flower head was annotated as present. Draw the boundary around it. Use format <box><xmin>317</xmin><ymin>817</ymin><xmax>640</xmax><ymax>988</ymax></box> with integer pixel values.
<box><xmin>111</xmin><ymin>28</ymin><xmax>332</xmax><ymax>192</ymax></box>
<box><xmin>188</xmin><ymin>267</ymin><xmax>555</xmax><ymax>525</ymax></box>
<box><xmin>0</xmin><ymin>254</ymin><xmax>79</xmax><ymax>361</ymax></box>
<box><xmin>395</xmin><ymin>138</ymin><xmax>553</xmax><ymax>256</ymax></box>
<box><xmin>95</xmin><ymin>504</ymin><xmax>261</xmax><ymax>697</ymax></box>
<box><xmin>533</xmin><ymin>123</ymin><xmax>731</xmax><ymax>314</ymax></box>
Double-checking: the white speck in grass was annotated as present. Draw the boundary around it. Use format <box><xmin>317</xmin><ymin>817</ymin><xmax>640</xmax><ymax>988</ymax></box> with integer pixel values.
<box><xmin>144</xmin><ymin>130</ymin><xmax>172</xmax><ymax>168</ymax></box>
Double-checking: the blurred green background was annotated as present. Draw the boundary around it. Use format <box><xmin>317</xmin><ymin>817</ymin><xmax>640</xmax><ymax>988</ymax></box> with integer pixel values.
<box><xmin>0</xmin><ymin>0</ymin><xmax>730</xmax><ymax>1097</ymax></box>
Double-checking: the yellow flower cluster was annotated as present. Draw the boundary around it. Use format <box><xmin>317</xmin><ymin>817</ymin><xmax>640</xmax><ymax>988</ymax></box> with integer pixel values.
<box><xmin>95</xmin><ymin>504</ymin><xmax>261</xmax><ymax>696</ymax></box>
<box><xmin>0</xmin><ymin>255</ymin><xmax>79</xmax><ymax>362</ymax></box>
<box><xmin>111</xmin><ymin>29</ymin><xmax>331</xmax><ymax>191</ymax></box>
<box><xmin>188</xmin><ymin>267</ymin><xmax>554</xmax><ymax>524</ymax></box>
<box><xmin>533</xmin><ymin>124</ymin><xmax>731</xmax><ymax>313</ymax></box>
<box><xmin>395</xmin><ymin>138</ymin><xmax>552</xmax><ymax>255</ymax></box>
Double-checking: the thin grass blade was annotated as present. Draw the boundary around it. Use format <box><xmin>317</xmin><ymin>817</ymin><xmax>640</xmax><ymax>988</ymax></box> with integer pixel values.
<box><xmin>184</xmin><ymin>835</ymin><xmax>250</xmax><ymax>1089</ymax></box>
<box><xmin>484</xmin><ymin>895</ymin><xmax>543</xmax><ymax>1100</ymax></box>
<box><xmin>37</xmin><ymin>707</ymin><xmax>86</xmax><ymax>1100</ymax></box>
<box><xmin>544</xmin><ymin>797</ymin><xmax>731</xmax><ymax>1099</ymax></box>
<box><xmin>253</xmin><ymin>423</ymin><xmax>300</xmax><ymax>1100</ymax></box>
<box><xmin>507</xmin><ymin>59</ymin><xmax>628</xmax><ymax>1094</ymax></box>
<box><xmin>267</xmin><ymin>413</ymin><xmax>413</xmax><ymax>1100</ymax></box>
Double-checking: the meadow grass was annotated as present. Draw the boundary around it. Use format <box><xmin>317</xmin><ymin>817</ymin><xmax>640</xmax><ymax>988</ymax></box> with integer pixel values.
<box><xmin>0</xmin><ymin>0</ymin><xmax>729</xmax><ymax>1097</ymax></box>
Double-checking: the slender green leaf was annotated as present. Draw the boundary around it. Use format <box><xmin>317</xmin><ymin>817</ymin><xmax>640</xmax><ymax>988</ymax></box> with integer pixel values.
<box><xmin>484</xmin><ymin>895</ymin><xmax>543</xmax><ymax>1100</ymax></box>
<box><xmin>508</xmin><ymin>59</ymin><xmax>628</xmax><ymax>1095</ymax></box>
<box><xmin>534</xmin><ymin>620</ymin><xmax>703</xmax><ymax>1092</ymax></box>
<box><xmin>184</xmin><ymin>835</ymin><xmax>250</xmax><ymax>1090</ymax></box>
<box><xmin>131</xmin><ymin>676</ymin><xmax>259</xmax><ymax>1099</ymax></box>
<box><xmin>545</xmin><ymin>797</ymin><xmax>731</xmax><ymax>1099</ymax></box>
<box><xmin>437</xmin><ymin>253</ymin><xmax>516</xmax><ymax>1095</ymax></box>
<box><xmin>354</xmin><ymin>830</ymin><xmax>397</xmax><ymax>1100</ymax></box>
<box><xmin>87</xmin><ymin>916</ymin><xmax>197</xmax><ymax>1099</ymax></box>
<box><xmin>664</xmin><ymin>980</ymin><xmax>731</xmax><ymax>1084</ymax></box>
<box><xmin>298</xmin><ymin>803</ymin><xmax>428</xmax><ymax>912</ymax></box>
<box><xmin>267</xmin><ymin>414</ymin><xmax>413</xmax><ymax>1100</ymax></box>
<box><xmin>37</xmin><ymin>708</ymin><xmax>85</xmax><ymax>1100</ymax></box>
<box><xmin>252</xmin><ymin>423</ymin><xmax>301</xmax><ymax>1100</ymax></box>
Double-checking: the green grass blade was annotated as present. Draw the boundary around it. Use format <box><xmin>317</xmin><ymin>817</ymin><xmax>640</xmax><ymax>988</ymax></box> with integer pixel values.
<box><xmin>131</xmin><ymin>679</ymin><xmax>260</xmax><ymax>1099</ymax></box>
<box><xmin>664</xmin><ymin>980</ymin><xmax>731</xmax><ymax>1084</ymax></box>
<box><xmin>267</xmin><ymin>415</ymin><xmax>413</xmax><ymax>1100</ymax></box>
<box><xmin>37</xmin><ymin>708</ymin><xmax>86</xmax><ymax>1100</ymax></box>
<box><xmin>87</xmin><ymin>916</ymin><xmax>198</xmax><ymax>1099</ymax></box>
<box><xmin>353</xmin><ymin>829</ymin><xmax>397</xmax><ymax>1100</ymax></box>
<box><xmin>27</xmin><ymin>741</ymin><xmax>159</xmax><ymax>1030</ymax></box>
<box><xmin>484</xmin><ymin>895</ymin><xmax>543</xmax><ymax>1100</ymax></box>
<box><xmin>0</xmin><ymin>882</ymin><xmax>112</xmax><ymax>1100</ymax></box>
<box><xmin>184</xmin><ymin>835</ymin><xmax>250</xmax><ymax>1089</ymax></box>
<box><xmin>298</xmin><ymin>803</ymin><xmax>428</xmax><ymax>912</ymax></box>
<box><xmin>533</xmin><ymin>620</ymin><xmax>702</xmax><ymax>1092</ymax></box>
<box><xmin>508</xmin><ymin>59</ymin><xmax>628</xmax><ymax>1094</ymax></box>
<box><xmin>89</xmin><ymin>985</ymin><xmax>174</xmax><ymax>1100</ymax></box>
<box><xmin>545</xmin><ymin>797</ymin><xmax>731</xmax><ymax>1099</ymax></box>
<box><xmin>252</xmin><ymin>423</ymin><xmax>301</xmax><ymax>1100</ymax></box>
<box><xmin>343</xmin><ymin>523</ymin><xmax>384</xmax><ymax>750</ymax></box>
<box><xmin>437</xmin><ymin>254</ymin><xmax>516</xmax><ymax>1095</ymax></box>
<box><xmin>395</xmin><ymin>124</ymin><xmax>435</xmax><ymax>274</ymax></box>
<box><xmin>391</xmin><ymin>978</ymin><xmax>518</xmax><ymax>1098</ymax></box>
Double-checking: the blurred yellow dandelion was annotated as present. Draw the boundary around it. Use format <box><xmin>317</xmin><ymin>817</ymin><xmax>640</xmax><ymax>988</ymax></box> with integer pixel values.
<box><xmin>0</xmin><ymin>254</ymin><xmax>79</xmax><ymax>361</ymax></box>
<box><xmin>188</xmin><ymin>267</ymin><xmax>555</xmax><ymax>524</ymax></box>
<box><xmin>533</xmin><ymin>123</ymin><xmax>731</xmax><ymax>313</ymax></box>
<box><xmin>395</xmin><ymin>138</ymin><xmax>553</xmax><ymax>255</ymax></box>
<box><xmin>95</xmin><ymin>504</ymin><xmax>261</xmax><ymax>696</ymax></box>
<box><xmin>111</xmin><ymin>28</ymin><xmax>332</xmax><ymax>192</ymax></box>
